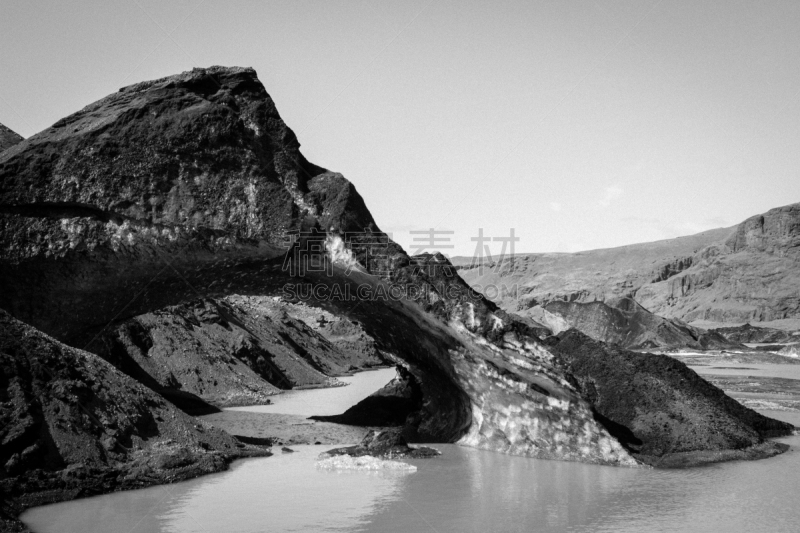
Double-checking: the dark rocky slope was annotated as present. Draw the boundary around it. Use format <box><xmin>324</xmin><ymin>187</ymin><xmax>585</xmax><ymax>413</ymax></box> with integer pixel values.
<box><xmin>540</xmin><ymin>297</ymin><xmax>740</xmax><ymax>350</ymax></box>
<box><xmin>546</xmin><ymin>330</ymin><xmax>794</xmax><ymax>467</ymax></box>
<box><xmin>710</xmin><ymin>323</ymin><xmax>799</xmax><ymax>343</ymax></box>
<box><xmin>0</xmin><ymin>124</ymin><xmax>23</xmax><ymax>154</ymax></box>
<box><xmin>0</xmin><ymin>310</ymin><xmax>269</xmax><ymax>531</ymax></box>
<box><xmin>456</xmin><ymin>203</ymin><xmax>800</xmax><ymax>325</ymax></box>
<box><xmin>91</xmin><ymin>295</ymin><xmax>390</xmax><ymax>410</ymax></box>
<box><xmin>269</xmin><ymin>299</ymin><xmax>392</xmax><ymax>367</ymax></box>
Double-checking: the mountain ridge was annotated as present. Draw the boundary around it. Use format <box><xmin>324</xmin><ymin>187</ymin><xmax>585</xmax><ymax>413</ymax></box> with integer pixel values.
<box><xmin>456</xmin><ymin>202</ymin><xmax>800</xmax><ymax>324</ymax></box>
<box><xmin>0</xmin><ymin>123</ymin><xmax>23</xmax><ymax>154</ymax></box>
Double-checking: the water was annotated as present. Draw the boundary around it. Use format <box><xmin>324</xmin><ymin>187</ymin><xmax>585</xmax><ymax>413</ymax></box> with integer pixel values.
<box><xmin>691</xmin><ymin>363</ymin><xmax>800</xmax><ymax>381</ymax></box>
<box><xmin>21</xmin><ymin>366</ymin><xmax>800</xmax><ymax>533</ymax></box>
<box><xmin>226</xmin><ymin>367</ymin><xmax>397</xmax><ymax>416</ymax></box>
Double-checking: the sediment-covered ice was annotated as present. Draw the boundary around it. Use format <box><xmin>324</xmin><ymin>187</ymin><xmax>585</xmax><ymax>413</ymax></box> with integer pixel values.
<box><xmin>778</xmin><ymin>345</ymin><xmax>800</xmax><ymax>358</ymax></box>
<box><xmin>316</xmin><ymin>455</ymin><xmax>417</xmax><ymax>472</ymax></box>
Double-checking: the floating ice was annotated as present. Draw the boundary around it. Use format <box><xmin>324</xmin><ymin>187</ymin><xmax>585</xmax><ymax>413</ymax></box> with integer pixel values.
<box><xmin>778</xmin><ymin>345</ymin><xmax>800</xmax><ymax>359</ymax></box>
<box><xmin>316</xmin><ymin>455</ymin><xmax>417</xmax><ymax>472</ymax></box>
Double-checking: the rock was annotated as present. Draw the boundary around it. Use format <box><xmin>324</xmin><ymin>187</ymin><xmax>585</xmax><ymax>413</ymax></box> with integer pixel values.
<box><xmin>778</xmin><ymin>344</ymin><xmax>800</xmax><ymax>358</ymax></box>
<box><xmin>279</xmin><ymin>299</ymin><xmax>391</xmax><ymax>369</ymax></box>
<box><xmin>0</xmin><ymin>309</ymin><xmax>270</xmax><ymax>526</ymax></box>
<box><xmin>90</xmin><ymin>296</ymin><xmax>370</xmax><ymax>409</ymax></box>
<box><xmin>0</xmin><ymin>123</ymin><xmax>23</xmax><ymax>153</ymax></box>
<box><xmin>323</xmin><ymin>428</ymin><xmax>440</xmax><ymax>459</ymax></box>
<box><xmin>710</xmin><ymin>323</ymin><xmax>799</xmax><ymax>344</ymax></box>
<box><xmin>545</xmin><ymin>330</ymin><xmax>794</xmax><ymax>466</ymax></box>
<box><xmin>281</xmin><ymin>447</ymin><xmax>295</xmax><ymax>453</ymax></box>
<box><xmin>542</xmin><ymin>297</ymin><xmax>742</xmax><ymax>350</ymax></box>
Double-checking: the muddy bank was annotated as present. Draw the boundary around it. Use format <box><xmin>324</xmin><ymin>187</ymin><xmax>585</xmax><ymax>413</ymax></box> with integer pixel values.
<box><xmin>198</xmin><ymin>411</ymin><xmax>380</xmax><ymax>447</ymax></box>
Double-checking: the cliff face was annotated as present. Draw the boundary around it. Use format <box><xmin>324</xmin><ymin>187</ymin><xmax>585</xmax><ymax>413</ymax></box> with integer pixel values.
<box><xmin>0</xmin><ymin>124</ymin><xmax>23</xmax><ymax>153</ymax></box>
<box><xmin>456</xmin><ymin>203</ymin><xmax>800</xmax><ymax>325</ymax></box>
<box><xmin>637</xmin><ymin>203</ymin><xmax>800</xmax><ymax>322</ymax></box>
<box><xmin>725</xmin><ymin>204</ymin><xmax>800</xmax><ymax>257</ymax></box>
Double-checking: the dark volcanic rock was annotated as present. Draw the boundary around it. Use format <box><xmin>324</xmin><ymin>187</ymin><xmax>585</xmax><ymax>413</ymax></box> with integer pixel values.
<box><xmin>91</xmin><ymin>296</ymin><xmax>360</xmax><ymax>409</ymax></box>
<box><xmin>0</xmin><ymin>123</ymin><xmax>23</xmax><ymax>154</ymax></box>
<box><xmin>90</xmin><ymin>295</ymin><xmax>394</xmax><ymax>412</ymax></box>
<box><xmin>0</xmin><ymin>310</ymin><xmax>269</xmax><ymax>530</ymax></box>
<box><xmin>543</xmin><ymin>297</ymin><xmax>741</xmax><ymax>350</ymax></box>
<box><xmin>546</xmin><ymin>330</ymin><xmax>794</xmax><ymax>466</ymax></box>
<box><xmin>322</xmin><ymin>428</ymin><xmax>440</xmax><ymax>459</ymax></box>
<box><xmin>710</xmin><ymin>323</ymin><xmax>799</xmax><ymax>344</ymax></box>
<box><xmin>278</xmin><ymin>299</ymin><xmax>393</xmax><ymax>369</ymax></box>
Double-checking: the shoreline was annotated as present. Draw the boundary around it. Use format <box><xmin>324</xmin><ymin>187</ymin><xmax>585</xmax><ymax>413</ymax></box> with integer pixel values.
<box><xmin>2</xmin><ymin>445</ymin><xmax>272</xmax><ymax>533</ymax></box>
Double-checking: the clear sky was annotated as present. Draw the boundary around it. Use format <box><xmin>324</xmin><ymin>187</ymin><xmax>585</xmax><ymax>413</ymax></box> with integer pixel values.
<box><xmin>2</xmin><ymin>1</ymin><xmax>799</xmax><ymax>257</ymax></box>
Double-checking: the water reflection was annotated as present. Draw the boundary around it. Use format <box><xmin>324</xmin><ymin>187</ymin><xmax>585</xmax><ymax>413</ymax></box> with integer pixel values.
<box><xmin>21</xmin><ymin>434</ymin><xmax>800</xmax><ymax>533</ymax></box>
<box><xmin>362</xmin><ymin>431</ymin><xmax>800</xmax><ymax>533</ymax></box>
<box><xmin>21</xmin><ymin>366</ymin><xmax>800</xmax><ymax>533</ymax></box>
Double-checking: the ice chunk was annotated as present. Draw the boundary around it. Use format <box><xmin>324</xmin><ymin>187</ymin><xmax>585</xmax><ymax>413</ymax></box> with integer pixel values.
<box><xmin>316</xmin><ymin>455</ymin><xmax>417</xmax><ymax>472</ymax></box>
<box><xmin>778</xmin><ymin>345</ymin><xmax>800</xmax><ymax>358</ymax></box>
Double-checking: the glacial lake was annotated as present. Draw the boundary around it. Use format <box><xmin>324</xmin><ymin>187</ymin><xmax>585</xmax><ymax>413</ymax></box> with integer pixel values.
<box><xmin>22</xmin><ymin>364</ymin><xmax>800</xmax><ymax>533</ymax></box>
<box><xmin>226</xmin><ymin>367</ymin><xmax>398</xmax><ymax>416</ymax></box>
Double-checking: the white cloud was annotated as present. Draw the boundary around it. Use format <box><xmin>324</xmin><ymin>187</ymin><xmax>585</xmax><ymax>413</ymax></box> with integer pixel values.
<box><xmin>550</xmin><ymin>202</ymin><xmax>562</xmax><ymax>212</ymax></box>
<box><xmin>598</xmin><ymin>186</ymin><xmax>623</xmax><ymax>207</ymax></box>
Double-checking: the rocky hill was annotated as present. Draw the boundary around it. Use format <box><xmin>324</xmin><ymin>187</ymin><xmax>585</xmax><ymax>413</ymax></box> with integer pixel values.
<box><xmin>710</xmin><ymin>323</ymin><xmax>800</xmax><ymax>344</ymax></box>
<box><xmin>0</xmin><ymin>123</ymin><xmax>23</xmax><ymax>154</ymax></box>
<box><xmin>546</xmin><ymin>330</ymin><xmax>793</xmax><ymax>467</ymax></box>
<box><xmin>539</xmin><ymin>297</ymin><xmax>740</xmax><ymax>350</ymax></box>
<box><xmin>456</xmin><ymin>203</ymin><xmax>800</xmax><ymax>326</ymax></box>
<box><xmin>0</xmin><ymin>66</ymin><xmax>792</xmax><ymax>527</ymax></box>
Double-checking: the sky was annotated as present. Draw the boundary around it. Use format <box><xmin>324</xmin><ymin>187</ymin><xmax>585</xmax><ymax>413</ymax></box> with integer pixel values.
<box><xmin>2</xmin><ymin>0</ymin><xmax>800</xmax><ymax>257</ymax></box>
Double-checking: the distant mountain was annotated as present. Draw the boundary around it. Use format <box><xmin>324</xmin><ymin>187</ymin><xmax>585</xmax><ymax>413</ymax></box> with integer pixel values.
<box><xmin>456</xmin><ymin>202</ymin><xmax>800</xmax><ymax>325</ymax></box>
<box><xmin>0</xmin><ymin>123</ymin><xmax>23</xmax><ymax>153</ymax></box>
